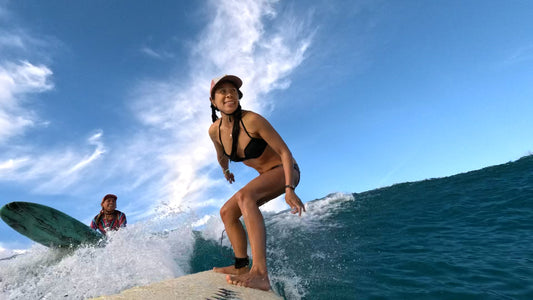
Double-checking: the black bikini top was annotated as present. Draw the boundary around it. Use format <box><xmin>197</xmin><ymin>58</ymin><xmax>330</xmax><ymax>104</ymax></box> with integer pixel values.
<box><xmin>218</xmin><ymin>118</ymin><xmax>268</xmax><ymax>162</ymax></box>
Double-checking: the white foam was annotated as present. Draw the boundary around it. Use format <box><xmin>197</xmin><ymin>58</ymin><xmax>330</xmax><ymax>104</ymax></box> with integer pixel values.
<box><xmin>0</xmin><ymin>246</ymin><xmax>26</xmax><ymax>260</ymax></box>
<box><xmin>265</xmin><ymin>192</ymin><xmax>355</xmax><ymax>236</ymax></box>
<box><xmin>0</xmin><ymin>193</ymin><xmax>355</xmax><ymax>299</ymax></box>
<box><xmin>263</xmin><ymin>192</ymin><xmax>355</xmax><ymax>299</ymax></box>
<box><xmin>0</xmin><ymin>215</ymin><xmax>195</xmax><ymax>299</ymax></box>
<box><xmin>199</xmin><ymin>215</ymin><xmax>226</xmax><ymax>244</ymax></box>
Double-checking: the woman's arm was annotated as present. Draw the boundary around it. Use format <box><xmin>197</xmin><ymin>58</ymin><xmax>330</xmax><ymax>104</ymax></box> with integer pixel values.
<box><xmin>245</xmin><ymin>112</ymin><xmax>305</xmax><ymax>215</ymax></box>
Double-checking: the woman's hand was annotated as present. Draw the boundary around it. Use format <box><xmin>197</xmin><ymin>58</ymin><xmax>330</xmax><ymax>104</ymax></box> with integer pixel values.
<box><xmin>285</xmin><ymin>189</ymin><xmax>305</xmax><ymax>216</ymax></box>
<box><xmin>224</xmin><ymin>169</ymin><xmax>235</xmax><ymax>183</ymax></box>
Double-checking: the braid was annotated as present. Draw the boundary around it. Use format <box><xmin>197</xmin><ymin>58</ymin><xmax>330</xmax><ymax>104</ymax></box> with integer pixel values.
<box><xmin>95</xmin><ymin>210</ymin><xmax>104</xmax><ymax>226</ymax></box>
<box><xmin>229</xmin><ymin>105</ymin><xmax>243</xmax><ymax>162</ymax></box>
<box><xmin>211</xmin><ymin>104</ymin><xmax>219</xmax><ymax>123</ymax></box>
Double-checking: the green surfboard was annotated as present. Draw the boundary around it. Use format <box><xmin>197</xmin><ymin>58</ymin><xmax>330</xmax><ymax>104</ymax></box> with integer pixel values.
<box><xmin>0</xmin><ymin>201</ymin><xmax>102</xmax><ymax>247</ymax></box>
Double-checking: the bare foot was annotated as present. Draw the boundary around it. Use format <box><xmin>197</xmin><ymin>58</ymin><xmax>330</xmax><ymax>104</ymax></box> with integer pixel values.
<box><xmin>213</xmin><ymin>265</ymin><xmax>250</xmax><ymax>275</ymax></box>
<box><xmin>226</xmin><ymin>269</ymin><xmax>271</xmax><ymax>291</ymax></box>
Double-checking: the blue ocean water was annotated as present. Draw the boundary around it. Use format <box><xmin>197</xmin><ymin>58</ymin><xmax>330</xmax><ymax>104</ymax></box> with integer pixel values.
<box><xmin>1</xmin><ymin>155</ymin><xmax>532</xmax><ymax>299</ymax></box>
<box><xmin>194</xmin><ymin>155</ymin><xmax>533</xmax><ymax>299</ymax></box>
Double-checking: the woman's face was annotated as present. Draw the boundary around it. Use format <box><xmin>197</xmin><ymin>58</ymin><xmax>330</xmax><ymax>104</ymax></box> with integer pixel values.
<box><xmin>211</xmin><ymin>82</ymin><xmax>239</xmax><ymax>114</ymax></box>
<box><xmin>102</xmin><ymin>198</ymin><xmax>117</xmax><ymax>213</ymax></box>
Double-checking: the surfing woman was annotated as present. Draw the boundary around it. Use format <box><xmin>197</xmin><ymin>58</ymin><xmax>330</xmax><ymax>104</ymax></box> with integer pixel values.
<box><xmin>90</xmin><ymin>194</ymin><xmax>127</xmax><ymax>235</ymax></box>
<box><xmin>208</xmin><ymin>75</ymin><xmax>305</xmax><ymax>291</ymax></box>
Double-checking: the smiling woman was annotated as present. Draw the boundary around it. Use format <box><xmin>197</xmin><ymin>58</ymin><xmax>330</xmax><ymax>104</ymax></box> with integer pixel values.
<box><xmin>90</xmin><ymin>194</ymin><xmax>127</xmax><ymax>236</ymax></box>
<box><xmin>207</xmin><ymin>75</ymin><xmax>305</xmax><ymax>291</ymax></box>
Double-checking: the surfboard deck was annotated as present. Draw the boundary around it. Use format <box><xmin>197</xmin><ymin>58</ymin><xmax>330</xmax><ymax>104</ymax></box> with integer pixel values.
<box><xmin>0</xmin><ymin>201</ymin><xmax>102</xmax><ymax>247</ymax></box>
<box><xmin>92</xmin><ymin>270</ymin><xmax>283</xmax><ymax>300</ymax></box>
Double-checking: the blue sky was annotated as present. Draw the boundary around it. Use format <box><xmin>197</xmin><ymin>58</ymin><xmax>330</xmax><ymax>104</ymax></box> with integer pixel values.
<box><xmin>1</xmin><ymin>0</ymin><xmax>532</xmax><ymax>252</ymax></box>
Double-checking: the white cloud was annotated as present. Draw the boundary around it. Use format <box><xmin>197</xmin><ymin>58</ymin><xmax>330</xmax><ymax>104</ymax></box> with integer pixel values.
<box><xmin>0</xmin><ymin>158</ymin><xmax>29</xmax><ymax>170</ymax></box>
<box><xmin>0</xmin><ymin>32</ymin><xmax>25</xmax><ymax>49</ymax></box>
<box><xmin>140</xmin><ymin>46</ymin><xmax>163</xmax><ymax>59</ymax></box>
<box><xmin>0</xmin><ymin>131</ymin><xmax>107</xmax><ymax>194</ymax></box>
<box><xmin>195</xmin><ymin>0</ymin><xmax>313</xmax><ymax>111</ymax></box>
<box><xmin>0</xmin><ymin>60</ymin><xmax>53</xmax><ymax>142</ymax></box>
<box><xmin>123</xmin><ymin>0</ymin><xmax>315</xmax><ymax>216</ymax></box>
<box><xmin>68</xmin><ymin>131</ymin><xmax>106</xmax><ymax>174</ymax></box>
<box><xmin>139</xmin><ymin>46</ymin><xmax>175</xmax><ymax>60</ymax></box>
<box><xmin>8</xmin><ymin>61</ymin><xmax>53</xmax><ymax>93</ymax></box>
<box><xmin>0</xmin><ymin>0</ymin><xmax>314</xmax><ymax>219</ymax></box>
<box><xmin>0</xmin><ymin>9</ymin><xmax>101</xmax><ymax>195</ymax></box>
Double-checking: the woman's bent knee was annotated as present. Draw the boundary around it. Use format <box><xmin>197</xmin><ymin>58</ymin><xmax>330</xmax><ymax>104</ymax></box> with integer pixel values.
<box><xmin>234</xmin><ymin>190</ymin><xmax>259</xmax><ymax>213</ymax></box>
<box><xmin>234</xmin><ymin>190</ymin><xmax>247</xmax><ymax>207</ymax></box>
<box><xmin>220</xmin><ymin>202</ymin><xmax>241</xmax><ymax>223</ymax></box>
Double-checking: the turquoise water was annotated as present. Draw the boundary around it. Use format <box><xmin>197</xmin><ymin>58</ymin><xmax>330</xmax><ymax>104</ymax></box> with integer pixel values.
<box><xmin>1</xmin><ymin>155</ymin><xmax>532</xmax><ymax>299</ymax></box>
<box><xmin>194</xmin><ymin>155</ymin><xmax>533</xmax><ymax>299</ymax></box>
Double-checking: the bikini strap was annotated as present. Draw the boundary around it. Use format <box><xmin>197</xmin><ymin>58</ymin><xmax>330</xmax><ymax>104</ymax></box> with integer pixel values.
<box><xmin>240</xmin><ymin>118</ymin><xmax>254</xmax><ymax>138</ymax></box>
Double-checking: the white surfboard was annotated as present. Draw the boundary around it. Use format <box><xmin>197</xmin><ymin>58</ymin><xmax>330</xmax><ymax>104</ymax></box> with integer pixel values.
<box><xmin>92</xmin><ymin>270</ymin><xmax>283</xmax><ymax>300</ymax></box>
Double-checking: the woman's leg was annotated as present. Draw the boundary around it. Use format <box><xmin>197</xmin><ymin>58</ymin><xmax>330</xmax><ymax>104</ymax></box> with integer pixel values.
<box><xmin>226</xmin><ymin>165</ymin><xmax>293</xmax><ymax>290</ymax></box>
<box><xmin>213</xmin><ymin>197</ymin><xmax>249</xmax><ymax>275</ymax></box>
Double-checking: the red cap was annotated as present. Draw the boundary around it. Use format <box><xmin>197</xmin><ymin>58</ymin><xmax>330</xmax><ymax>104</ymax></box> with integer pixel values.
<box><xmin>101</xmin><ymin>194</ymin><xmax>117</xmax><ymax>205</ymax></box>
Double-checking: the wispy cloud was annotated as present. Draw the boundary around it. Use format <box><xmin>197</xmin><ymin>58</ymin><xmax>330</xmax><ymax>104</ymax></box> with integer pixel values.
<box><xmin>0</xmin><ymin>131</ymin><xmax>107</xmax><ymax>193</ymax></box>
<box><xmin>0</xmin><ymin>158</ymin><xmax>29</xmax><ymax>170</ymax></box>
<box><xmin>0</xmin><ymin>4</ymin><xmax>106</xmax><ymax>195</ymax></box>
<box><xmin>0</xmin><ymin>5</ymin><xmax>56</xmax><ymax>60</ymax></box>
<box><xmin>0</xmin><ymin>0</ymin><xmax>314</xmax><ymax>219</ymax></box>
<box><xmin>140</xmin><ymin>46</ymin><xmax>163</xmax><ymax>59</ymax></box>
<box><xmin>0</xmin><ymin>31</ymin><xmax>25</xmax><ymax>49</ymax></box>
<box><xmin>63</xmin><ymin>131</ymin><xmax>106</xmax><ymax>174</ymax></box>
<box><xmin>0</xmin><ymin>60</ymin><xmax>53</xmax><ymax>142</ymax></box>
<box><xmin>195</xmin><ymin>0</ymin><xmax>313</xmax><ymax>111</ymax></box>
<box><xmin>140</xmin><ymin>46</ymin><xmax>175</xmax><ymax>60</ymax></box>
<box><xmin>123</xmin><ymin>0</ymin><xmax>315</xmax><ymax>216</ymax></box>
<box><xmin>0</xmin><ymin>4</ymin><xmax>54</xmax><ymax>141</ymax></box>
<box><xmin>502</xmin><ymin>44</ymin><xmax>533</xmax><ymax>66</ymax></box>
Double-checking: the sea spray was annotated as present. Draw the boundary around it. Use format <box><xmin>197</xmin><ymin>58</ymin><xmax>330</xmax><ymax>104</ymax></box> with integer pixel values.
<box><xmin>0</xmin><ymin>214</ymin><xmax>195</xmax><ymax>299</ymax></box>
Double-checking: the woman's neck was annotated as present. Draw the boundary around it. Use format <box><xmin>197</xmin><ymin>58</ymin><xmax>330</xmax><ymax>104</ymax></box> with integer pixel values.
<box><xmin>221</xmin><ymin>113</ymin><xmax>234</xmax><ymax>124</ymax></box>
<box><xmin>222</xmin><ymin>107</ymin><xmax>245</xmax><ymax>123</ymax></box>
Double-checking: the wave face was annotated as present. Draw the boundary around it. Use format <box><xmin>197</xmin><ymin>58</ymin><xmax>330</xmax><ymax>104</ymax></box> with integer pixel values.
<box><xmin>192</xmin><ymin>155</ymin><xmax>533</xmax><ymax>299</ymax></box>
<box><xmin>267</xmin><ymin>155</ymin><xmax>533</xmax><ymax>299</ymax></box>
<box><xmin>2</xmin><ymin>156</ymin><xmax>533</xmax><ymax>299</ymax></box>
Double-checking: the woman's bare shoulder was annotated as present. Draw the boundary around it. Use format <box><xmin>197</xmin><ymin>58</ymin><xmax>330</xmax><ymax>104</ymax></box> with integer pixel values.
<box><xmin>242</xmin><ymin>110</ymin><xmax>274</xmax><ymax>135</ymax></box>
<box><xmin>242</xmin><ymin>110</ymin><xmax>267</xmax><ymax>123</ymax></box>
<box><xmin>208</xmin><ymin>119</ymin><xmax>220</xmax><ymax>139</ymax></box>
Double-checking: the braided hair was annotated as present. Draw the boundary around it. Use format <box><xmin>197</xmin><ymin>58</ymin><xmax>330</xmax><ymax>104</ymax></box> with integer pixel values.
<box><xmin>211</xmin><ymin>103</ymin><xmax>219</xmax><ymax>123</ymax></box>
<box><xmin>228</xmin><ymin>105</ymin><xmax>243</xmax><ymax>162</ymax></box>
<box><xmin>95</xmin><ymin>210</ymin><xmax>117</xmax><ymax>227</ymax></box>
